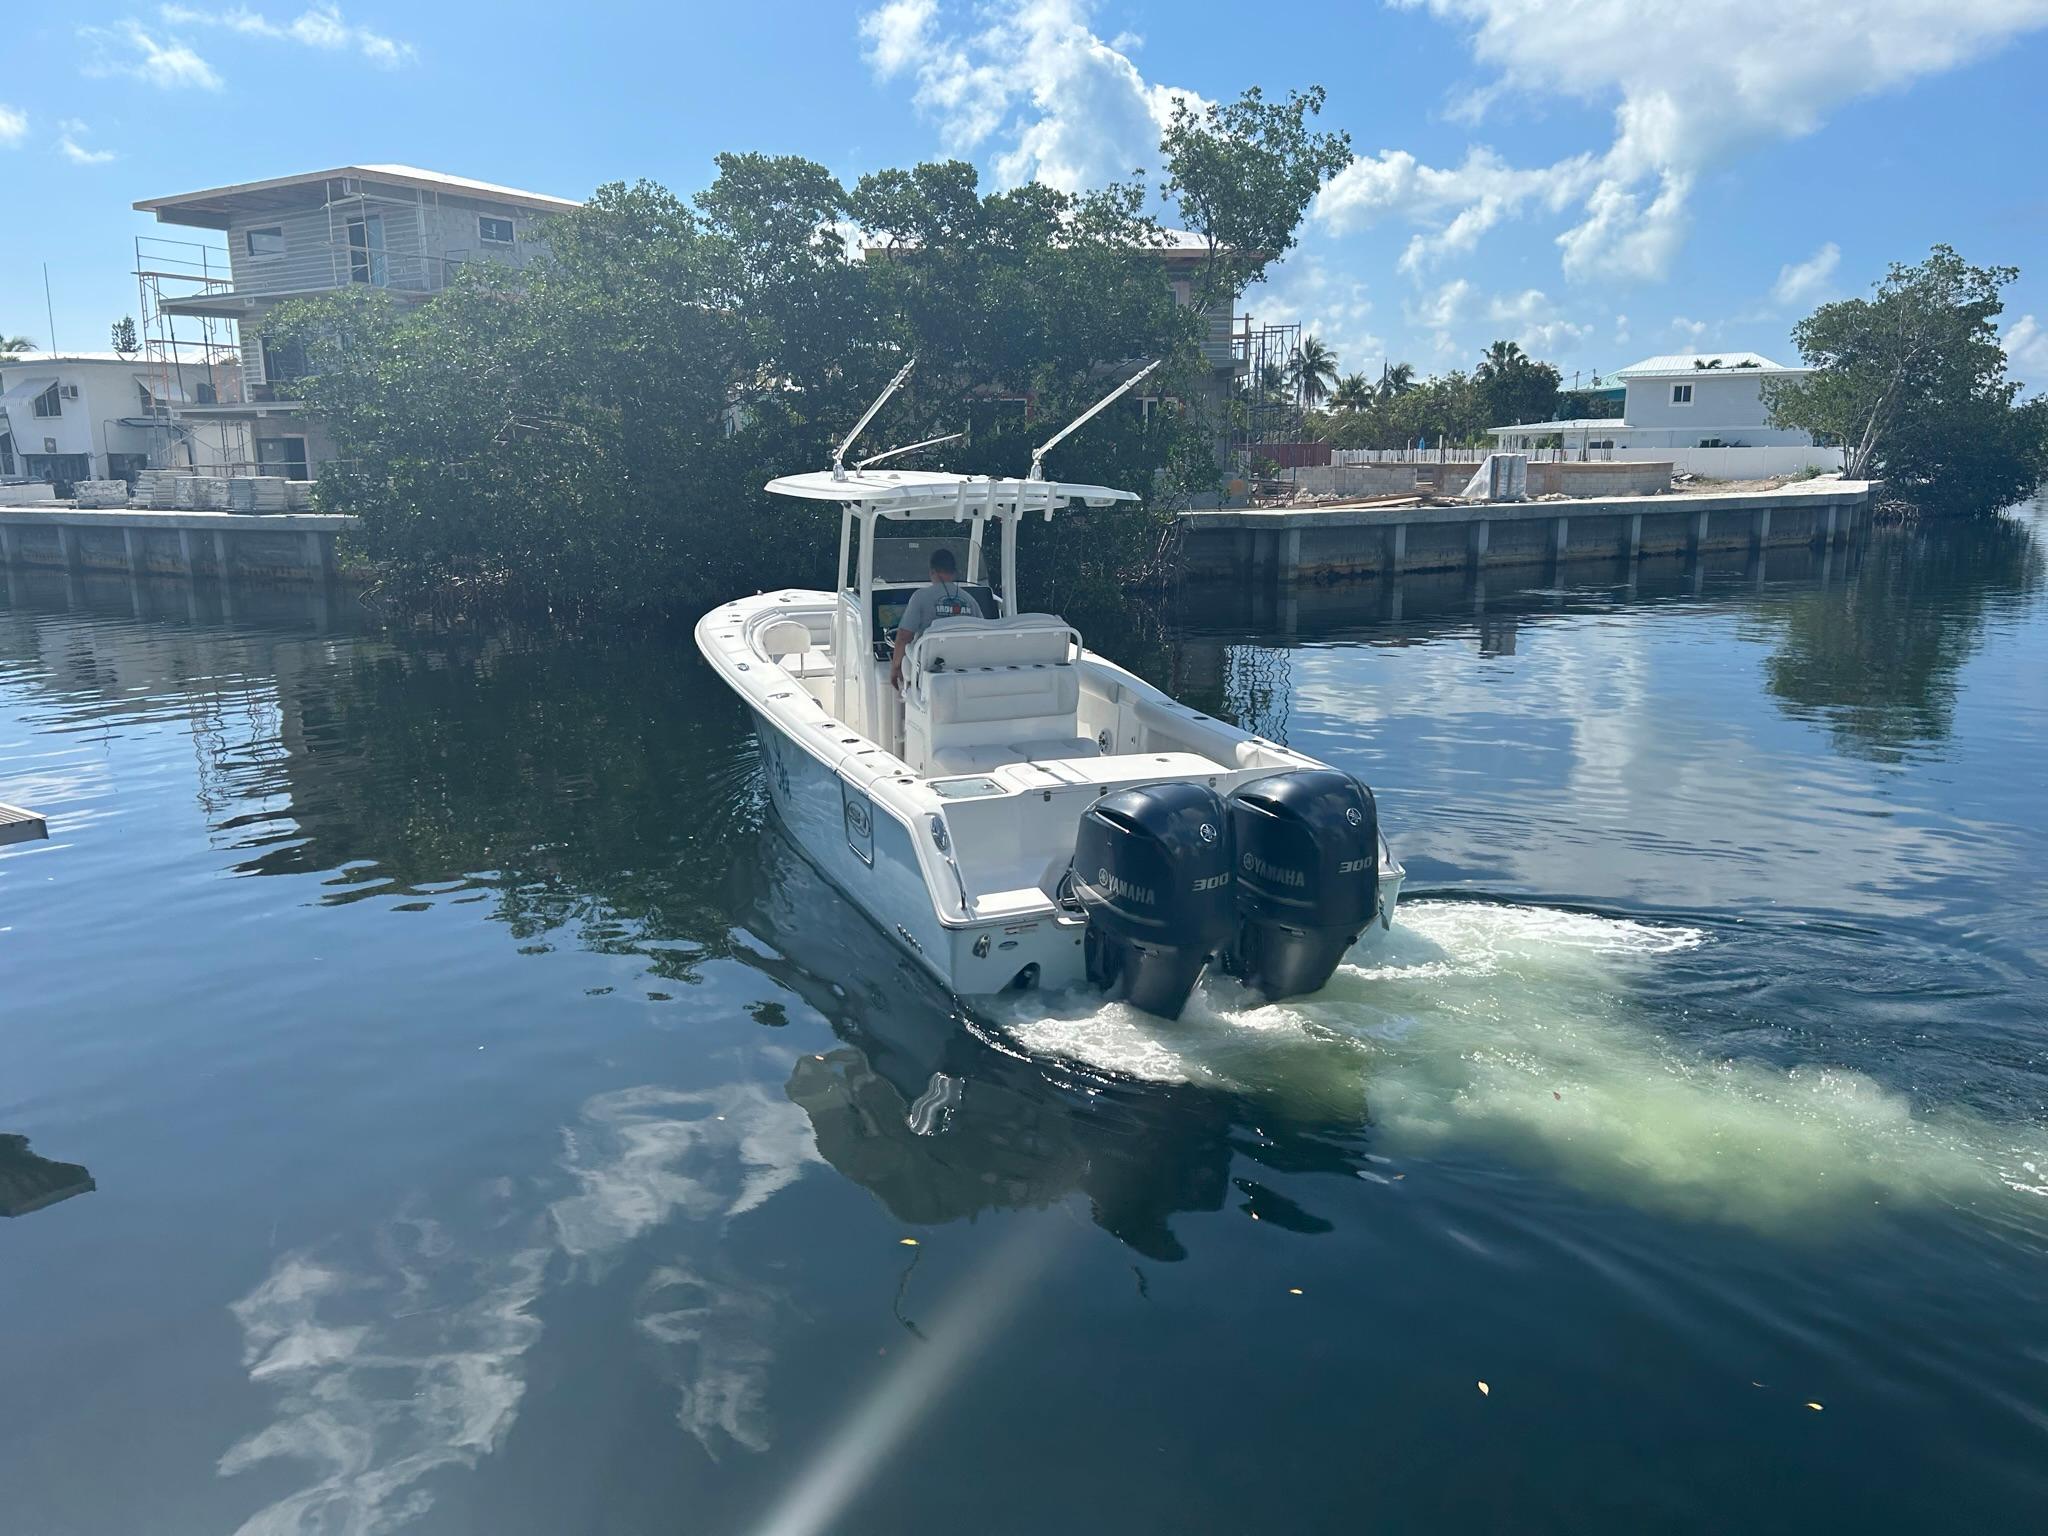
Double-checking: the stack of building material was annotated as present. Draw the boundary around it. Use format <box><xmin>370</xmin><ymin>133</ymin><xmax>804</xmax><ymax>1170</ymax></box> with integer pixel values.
<box><xmin>193</xmin><ymin>478</ymin><xmax>229</xmax><ymax>510</ymax></box>
<box><xmin>1458</xmin><ymin>454</ymin><xmax>1529</xmax><ymax>503</ymax></box>
<box><xmin>227</xmin><ymin>477</ymin><xmax>291</xmax><ymax>514</ymax></box>
<box><xmin>73</xmin><ymin>480</ymin><xmax>131</xmax><ymax>509</ymax></box>
<box><xmin>135</xmin><ymin>468</ymin><xmax>192</xmax><ymax>509</ymax></box>
<box><xmin>285</xmin><ymin>481</ymin><xmax>317</xmax><ymax>512</ymax></box>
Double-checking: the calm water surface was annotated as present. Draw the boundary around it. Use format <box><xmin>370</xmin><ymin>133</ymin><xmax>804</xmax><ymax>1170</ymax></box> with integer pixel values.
<box><xmin>4</xmin><ymin>509</ymin><xmax>2047</xmax><ymax>1534</ymax></box>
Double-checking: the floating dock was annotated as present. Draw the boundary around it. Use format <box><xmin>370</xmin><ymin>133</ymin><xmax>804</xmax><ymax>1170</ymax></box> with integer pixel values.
<box><xmin>1178</xmin><ymin>480</ymin><xmax>1872</xmax><ymax>585</ymax></box>
<box><xmin>0</xmin><ymin>801</ymin><xmax>48</xmax><ymax>848</ymax></box>
<box><xmin>0</xmin><ymin>507</ymin><xmax>354</xmax><ymax>584</ymax></box>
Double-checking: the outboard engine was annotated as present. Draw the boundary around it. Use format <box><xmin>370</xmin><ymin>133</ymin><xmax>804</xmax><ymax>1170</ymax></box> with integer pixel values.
<box><xmin>1072</xmin><ymin>782</ymin><xmax>1236</xmax><ymax>1020</ymax></box>
<box><xmin>1226</xmin><ymin>770</ymin><xmax>1379</xmax><ymax>1000</ymax></box>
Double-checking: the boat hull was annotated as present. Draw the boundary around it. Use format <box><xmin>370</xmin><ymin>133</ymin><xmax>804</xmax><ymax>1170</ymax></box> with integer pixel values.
<box><xmin>747</xmin><ymin>706</ymin><xmax>1404</xmax><ymax>1007</ymax></box>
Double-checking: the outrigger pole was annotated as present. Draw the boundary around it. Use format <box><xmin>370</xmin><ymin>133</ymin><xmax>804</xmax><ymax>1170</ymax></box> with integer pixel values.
<box><xmin>857</xmin><ymin>431</ymin><xmax>964</xmax><ymax>469</ymax></box>
<box><xmin>1027</xmin><ymin>359</ymin><xmax>1161</xmax><ymax>482</ymax></box>
<box><xmin>833</xmin><ymin>356</ymin><xmax>917</xmax><ymax>481</ymax></box>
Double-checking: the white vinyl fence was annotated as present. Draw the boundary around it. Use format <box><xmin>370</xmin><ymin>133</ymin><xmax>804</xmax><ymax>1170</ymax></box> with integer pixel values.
<box><xmin>1331</xmin><ymin>444</ymin><xmax>1844</xmax><ymax>477</ymax></box>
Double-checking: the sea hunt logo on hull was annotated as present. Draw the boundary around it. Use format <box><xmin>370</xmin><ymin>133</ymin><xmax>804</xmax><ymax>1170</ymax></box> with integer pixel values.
<box><xmin>1241</xmin><ymin>852</ymin><xmax>1306</xmax><ymax>887</ymax></box>
<box><xmin>1095</xmin><ymin>868</ymin><xmax>1154</xmax><ymax>905</ymax></box>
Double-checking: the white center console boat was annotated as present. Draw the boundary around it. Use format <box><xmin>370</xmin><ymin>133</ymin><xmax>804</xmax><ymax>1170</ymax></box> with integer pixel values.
<box><xmin>696</xmin><ymin>378</ymin><xmax>1403</xmax><ymax>1020</ymax></box>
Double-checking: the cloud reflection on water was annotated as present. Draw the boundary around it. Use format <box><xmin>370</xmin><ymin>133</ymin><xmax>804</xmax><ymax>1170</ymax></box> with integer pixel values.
<box><xmin>220</xmin><ymin>1075</ymin><xmax>822</xmax><ymax>1534</ymax></box>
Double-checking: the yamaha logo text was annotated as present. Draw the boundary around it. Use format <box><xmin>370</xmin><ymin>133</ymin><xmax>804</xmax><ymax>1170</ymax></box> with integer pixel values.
<box><xmin>1241</xmin><ymin>851</ymin><xmax>1306</xmax><ymax>887</ymax></box>
<box><xmin>1096</xmin><ymin>868</ymin><xmax>1155</xmax><ymax>904</ymax></box>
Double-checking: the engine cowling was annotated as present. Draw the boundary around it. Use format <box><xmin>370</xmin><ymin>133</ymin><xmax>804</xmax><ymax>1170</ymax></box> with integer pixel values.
<box><xmin>1226</xmin><ymin>769</ymin><xmax>1379</xmax><ymax>1000</ymax></box>
<box><xmin>1072</xmin><ymin>781</ymin><xmax>1235</xmax><ymax>1020</ymax></box>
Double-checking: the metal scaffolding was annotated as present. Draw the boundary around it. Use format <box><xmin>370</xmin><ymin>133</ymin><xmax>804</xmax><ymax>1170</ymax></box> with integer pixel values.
<box><xmin>133</xmin><ymin>234</ymin><xmax>249</xmax><ymax>471</ymax></box>
<box><xmin>1228</xmin><ymin>315</ymin><xmax>1305</xmax><ymax>472</ymax></box>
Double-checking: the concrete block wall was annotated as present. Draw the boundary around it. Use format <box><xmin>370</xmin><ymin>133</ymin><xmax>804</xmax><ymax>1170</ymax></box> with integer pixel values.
<box><xmin>1527</xmin><ymin>461</ymin><xmax>1672</xmax><ymax>497</ymax></box>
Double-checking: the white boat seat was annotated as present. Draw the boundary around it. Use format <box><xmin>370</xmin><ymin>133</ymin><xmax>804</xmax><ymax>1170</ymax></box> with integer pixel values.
<box><xmin>903</xmin><ymin>614</ymin><xmax>1086</xmax><ymax>776</ymax></box>
<box><xmin>758</xmin><ymin>619</ymin><xmax>830</xmax><ymax>676</ymax></box>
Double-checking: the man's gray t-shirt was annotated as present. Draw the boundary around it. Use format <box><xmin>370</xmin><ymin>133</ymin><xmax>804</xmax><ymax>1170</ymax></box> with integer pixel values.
<box><xmin>898</xmin><ymin>579</ymin><xmax>981</xmax><ymax>640</ymax></box>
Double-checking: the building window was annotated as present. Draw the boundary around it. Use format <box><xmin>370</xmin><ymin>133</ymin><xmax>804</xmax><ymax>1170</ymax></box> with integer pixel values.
<box><xmin>1699</xmin><ymin>438</ymin><xmax>1724</xmax><ymax>448</ymax></box>
<box><xmin>0</xmin><ymin>431</ymin><xmax>13</xmax><ymax>477</ymax></box>
<box><xmin>347</xmin><ymin>214</ymin><xmax>387</xmax><ymax>285</ymax></box>
<box><xmin>257</xmin><ymin>435</ymin><xmax>310</xmax><ymax>480</ymax></box>
<box><xmin>1671</xmin><ymin>383</ymin><xmax>1694</xmax><ymax>405</ymax></box>
<box><xmin>246</xmin><ymin>226</ymin><xmax>286</xmax><ymax>258</ymax></box>
<box><xmin>260</xmin><ymin>336</ymin><xmax>309</xmax><ymax>385</ymax></box>
<box><xmin>31</xmin><ymin>382</ymin><xmax>61</xmax><ymax>418</ymax></box>
<box><xmin>478</xmin><ymin>214</ymin><xmax>515</xmax><ymax>245</ymax></box>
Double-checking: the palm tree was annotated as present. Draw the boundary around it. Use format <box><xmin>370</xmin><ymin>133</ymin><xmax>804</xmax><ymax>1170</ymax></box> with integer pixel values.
<box><xmin>1376</xmin><ymin>359</ymin><xmax>1416</xmax><ymax>401</ymax></box>
<box><xmin>0</xmin><ymin>335</ymin><xmax>35</xmax><ymax>356</ymax></box>
<box><xmin>1331</xmin><ymin>372</ymin><xmax>1374</xmax><ymax>412</ymax></box>
<box><xmin>1287</xmin><ymin>335</ymin><xmax>1338</xmax><ymax>410</ymax></box>
<box><xmin>1245</xmin><ymin>359</ymin><xmax>1289</xmax><ymax>405</ymax></box>
<box><xmin>1476</xmin><ymin>339</ymin><xmax>1527</xmax><ymax>381</ymax></box>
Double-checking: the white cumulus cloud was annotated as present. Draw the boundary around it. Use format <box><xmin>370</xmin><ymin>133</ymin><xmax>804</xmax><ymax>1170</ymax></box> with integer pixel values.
<box><xmin>1668</xmin><ymin>316</ymin><xmax>1710</xmax><ymax>348</ymax></box>
<box><xmin>859</xmin><ymin>0</ymin><xmax>1202</xmax><ymax>192</ymax></box>
<box><xmin>1773</xmin><ymin>241</ymin><xmax>1842</xmax><ymax>308</ymax></box>
<box><xmin>79</xmin><ymin>21</ymin><xmax>223</xmax><ymax>89</ymax></box>
<box><xmin>57</xmin><ymin>119</ymin><xmax>118</xmax><ymax>165</ymax></box>
<box><xmin>158</xmin><ymin>4</ymin><xmax>416</xmax><ymax>66</ymax></box>
<box><xmin>1257</xmin><ymin>254</ymin><xmax>1384</xmax><ymax>373</ymax></box>
<box><xmin>2005</xmin><ymin>315</ymin><xmax>2048</xmax><ymax>394</ymax></box>
<box><xmin>0</xmin><ymin>104</ymin><xmax>26</xmax><ymax>147</ymax></box>
<box><xmin>1318</xmin><ymin>0</ymin><xmax>2048</xmax><ymax>283</ymax></box>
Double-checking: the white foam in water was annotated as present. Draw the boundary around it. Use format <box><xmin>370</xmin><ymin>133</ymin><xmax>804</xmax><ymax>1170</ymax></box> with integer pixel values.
<box><xmin>998</xmin><ymin>901</ymin><xmax>2041</xmax><ymax>1231</ymax></box>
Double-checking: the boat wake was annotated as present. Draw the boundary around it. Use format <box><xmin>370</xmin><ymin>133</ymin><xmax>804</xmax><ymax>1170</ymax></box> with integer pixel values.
<box><xmin>994</xmin><ymin>899</ymin><xmax>2044</xmax><ymax>1232</ymax></box>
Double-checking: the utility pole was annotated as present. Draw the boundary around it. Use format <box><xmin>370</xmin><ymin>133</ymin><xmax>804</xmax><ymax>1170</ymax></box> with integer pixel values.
<box><xmin>43</xmin><ymin>264</ymin><xmax>58</xmax><ymax>354</ymax></box>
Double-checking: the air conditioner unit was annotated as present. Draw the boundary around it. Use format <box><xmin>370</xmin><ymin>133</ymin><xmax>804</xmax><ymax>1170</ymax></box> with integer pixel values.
<box><xmin>60</xmin><ymin>385</ymin><xmax>80</xmax><ymax>400</ymax></box>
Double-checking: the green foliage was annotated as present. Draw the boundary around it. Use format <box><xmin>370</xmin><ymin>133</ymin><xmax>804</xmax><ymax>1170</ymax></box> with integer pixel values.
<box><xmin>1557</xmin><ymin>387</ymin><xmax>1624</xmax><ymax>420</ymax></box>
<box><xmin>109</xmin><ymin>316</ymin><xmax>139</xmax><ymax>355</ymax></box>
<box><xmin>0</xmin><ymin>334</ymin><xmax>33</xmax><ymax>355</ymax></box>
<box><xmin>275</xmin><ymin>161</ymin><xmax>1225</xmax><ymax>622</ymax></box>
<box><xmin>1287</xmin><ymin>335</ymin><xmax>1337</xmax><ymax>409</ymax></box>
<box><xmin>1330</xmin><ymin>372</ymin><xmax>1374</xmax><ymax>412</ymax></box>
<box><xmin>1323</xmin><ymin>369</ymin><xmax>1492</xmax><ymax>450</ymax></box>
<box><xmin>1159</xmin><ymin>86</ymin><xmax>1352</xmax><ymax>306</ymax></box>
<box><xmin>1765</xmin><ymin>245</ymin><xmax>2048</xmax><ymax>512</ymax></box>
<box><xmin>1474</xmin><ymin>339</ymin><xmax>1561</xmax><ymax>430</ymax></box>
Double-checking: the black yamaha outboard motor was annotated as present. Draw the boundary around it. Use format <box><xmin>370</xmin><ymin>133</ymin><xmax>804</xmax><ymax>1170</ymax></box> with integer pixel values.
<box><xmin>1226</xmin><ymin>770</ymin><xmax>1379</xmax><ymax>1000</ymax></box>
<box><xmin>1072</xmin><ymin>781</ymin><xmax>1236</xmax><ymax>1020</ymax></box>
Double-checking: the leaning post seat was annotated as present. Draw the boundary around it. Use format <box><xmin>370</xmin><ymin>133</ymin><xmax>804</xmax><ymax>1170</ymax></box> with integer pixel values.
<box><xmin>902</xmin><ymin>615</ymin><xmax>1097</xmax><ymax>774</ymax></box>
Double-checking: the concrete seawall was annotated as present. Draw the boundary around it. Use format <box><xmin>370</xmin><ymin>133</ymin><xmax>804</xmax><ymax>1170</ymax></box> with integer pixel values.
<box><xmin>0</xmin><ymin>507</ymin><xmax>355</xmax><ymax>583</ymax></box>
<box><xmin>1179</xmin><ymin>481</ymin><xmax>1871</xmax><ymax>584</ymax></box>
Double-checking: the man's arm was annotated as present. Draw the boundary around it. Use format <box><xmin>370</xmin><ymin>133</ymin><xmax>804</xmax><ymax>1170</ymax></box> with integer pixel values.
<box><xmin>890</xmin><ymin>628</ymin><xmax>911</xmax><ymax>689</ymax></box>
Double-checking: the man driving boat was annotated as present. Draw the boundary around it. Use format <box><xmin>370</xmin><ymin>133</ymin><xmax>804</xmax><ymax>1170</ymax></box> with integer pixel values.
<box><xmin>889</xmin><ymin>547</ymin><xmax>984</xmax><ymax>688</ymax></box>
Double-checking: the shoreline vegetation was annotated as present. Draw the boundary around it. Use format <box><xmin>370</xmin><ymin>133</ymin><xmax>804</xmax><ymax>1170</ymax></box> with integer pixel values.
<box><xmin>275</xmin><ymin>87</ymin><xmax>1352</xmax><ymax>624</ymax></box>
<box><xmin>264</xmin><ymin>99</ymin><xmax>2044</xmax><ymax>623</ymax></box>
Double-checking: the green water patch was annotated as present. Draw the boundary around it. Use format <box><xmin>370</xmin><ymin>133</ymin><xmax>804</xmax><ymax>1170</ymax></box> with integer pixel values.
<box><xmin>1000</xmin><ymin>900</ymin><xmax>2045</xmax><ymax>1234</ymax></box>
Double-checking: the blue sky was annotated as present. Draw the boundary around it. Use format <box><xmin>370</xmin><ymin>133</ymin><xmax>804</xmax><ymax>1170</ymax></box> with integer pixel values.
<box><xmin>4</xmin><ymin>0</ymin><xmax>2046</xmax><ymax>388</ymax></box>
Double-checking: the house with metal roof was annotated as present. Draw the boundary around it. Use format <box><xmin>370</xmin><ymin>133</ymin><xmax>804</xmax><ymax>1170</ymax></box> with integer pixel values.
<box><xmin>1490</xmin><ymin>351</ymin><xmax>1819</xmax><ymax>454</ymax></box>
<box><xmin>131</xmin><ymin>164</ymin><xmax>582</xmax><ymax>479</ymax></box>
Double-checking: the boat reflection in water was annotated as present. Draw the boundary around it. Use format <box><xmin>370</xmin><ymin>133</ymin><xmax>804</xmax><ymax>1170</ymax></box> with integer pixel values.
<box><xmin>739</xmin><ymin>822</ymin><xmax>1351</xmax><ymax>1262</ymax></box>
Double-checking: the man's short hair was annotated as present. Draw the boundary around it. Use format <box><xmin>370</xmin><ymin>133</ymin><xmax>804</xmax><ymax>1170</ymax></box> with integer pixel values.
<box><xmin>929</xmin><ymin>547</ymin><xmax>958</xmax><ymax>575</ymax></box>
